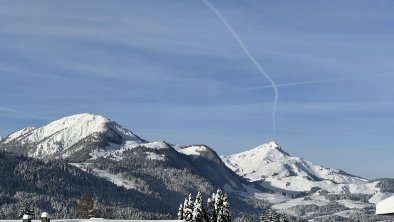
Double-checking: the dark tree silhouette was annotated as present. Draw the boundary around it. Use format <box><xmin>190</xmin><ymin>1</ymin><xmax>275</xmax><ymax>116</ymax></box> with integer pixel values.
<box><xmin>77</xmin><ymin>193</ymin><xmax>96</xmax><ymax>219</ymax></box>
<box><xmin>18</xmin><ymin>202</ymin><xmax>35</xmax><ymax>219</ymax></box>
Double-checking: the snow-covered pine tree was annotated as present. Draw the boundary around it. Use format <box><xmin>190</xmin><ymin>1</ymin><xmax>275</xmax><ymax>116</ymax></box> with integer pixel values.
<box><xmin>77</xmin><ymin>193</ymin><xmax>96</xmax><ymax>219</ymax></box>
<box><xmin>268</xmin><ymin>209</ymin><xmax>279</xmax><ymax>222</ymax></box>
<box><xmin>192</xmin><ymin>192</ymin><xmax>205</xmax><ymax>222</ymax></box>
<box><xmin>183</xmin><ymin>193</ymin><xmax>194</xmax><ymax>222</ymax></box>
<box><xmin>206</xmin><ymin>195</ymin><xmax>216</xmax><ymax>222</ymax></box>
<box><xmin>0</xmin><ymin>209</ymin><xmax>5</xmax><ymax>219</ymax></box>
<box><xmin>260</xmin><ymin>208</ymin><xmax>279</xmax><ymax>222</ymax></box>
<box><xmin>221</xmin><ymin>193</ymin><xmax>231</xmax><ymax>222</ymax></box>
<box><xmin>215</xmin><ymin>189</ymin><xmax>231</xmax><ymax>222</ymax></box>
<box><xmin>214</xmin><ymin>189</ymin><xmax>225</xmax><ymax>222</ymax></box>
<box><xmin>214</xmin><ymin>188</ymin><xmax>223</xmax><ymax>221</ymax></box>
<box><xmin>260</xmin><ymin>208</ymin><xmax>269</xmax><ymax>222</ymax></box>
<box><xmin>260</xmin><ymin>212</ymin><xmax>268</xmax><ymax>222</ymax></box>
<box><xmin>178</xmin><ymin>203</ymin><xmax>184</xmax><ymax>220</ymax></box>
<box><xmin>18</xmin><ymin>202</ymin><xmax>35</xmax><ymax>219</ymax></box>
<box><xmin>280</xmin><ymin>214</ymin><xmax>290</xmax><ymax>222</ymax></box>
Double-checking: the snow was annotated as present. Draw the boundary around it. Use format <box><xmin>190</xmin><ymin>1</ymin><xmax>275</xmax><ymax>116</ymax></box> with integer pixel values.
<box><xmin>24</xmin><ymin>114</ymin><xmax>110</xmax><ymax>152</ymax></box>
<box><xmin>253</xmin><ymin>192</ymin><xmax>291</xmax><ymax>204</ymax></box>
<box><xmin>308</xmin><ymin>209</ymin><xmax>361</xmax><ymax>221</ymax></box>
<box><xmin>177</xmin><ymin>145</ymin><xmax>208</xmax><ymax>159</ymax></box>
<box><xmin>70</xmin><ymin>163</ymin><xmax>139</xmax><ymax>190</ymax></box>
<box><xmin>221</xmin><ymin>141</ymin><xmax>366</xmax><ymax>185</ymax></box>
<box><xmin>221</xmin><ymin>141</ymin><xmax>382</xmax><ymax>219</ymax></box>
<box><xmin>337</xmin><ymin>199</ymin><xmax>372</xmax><ymax>209</ymax></box>
<box><xmin>369</xmin><ymin>192</ymin><xmax>394</xmax><ymax>204</ymax></box>
<box><xmin>221</xmin><ymin>141</ymin><xmax>374</xmax><ymax>197</ymax></box>
<box><xmin>257</xmin><ymin>176</ymin><xmax>378</xmax><ymax>195</ymax></box>
<box><xmin>333</xmin><ymin>210</ymin><xmax>361</xmax><ymax>218</ymax></box>
<box><xmin>2</xmin><ymin>220</ymin><xmax>182</xmax><ymax>222</ymax></box>
<box><xmin>22</xmin><ymin>215</ymin><xmax>33</xmax><ymax>219</ymax></box>
<box><xmin>109</xmin><ymin>141</ymin><xmax>170</xmax><ymax>161</ymax></box>
<box><xmin>3</xmin><ymin>113</ymin><xmax>390</xmax><ymax>220</ymax></box>
<box><xmin>273</xmin><ymin>193</ymin><xmax>330</xmax><ymax>210</ymax></box>
<box><xmin>89</xmin><ymin>149</ymin><xmax>113</xmax><ymax>160</ymax></box>
<box><xmin>41</xmin><ymin>212</ymin><xmax>50</xmax><ymax>218</ymax></box>
<box><xmin>1</xmin><ymin>113</ymin><xmax>144</xmax><ymax>159</ymax></box>
<box><xmin>376</xmin><ymin>195</ymin><xmax>394</xmax><ymax>215</ymax></box>
<box><xmin>142</xmin><ymin>141</ymin><xmax>171</xmax><ymax>149</ymax></box>
<box><xmin>145</xmin><ymin>152</ymin><xmax>165</xmax><ymax>161</ymax></box>
<box><xmin>89</xmin><ymin>142</ymin><xmax>127</xmax><ymax>160</ymax></box>
<box><xmin>4</xmin><ymin>126</ymin><xmax>35</xmax><ymax>143</ymax></box>
<box><xmin>91</xmin><ymin>168</ymin><xmax>138</xmax><ymax>190</ymax></box>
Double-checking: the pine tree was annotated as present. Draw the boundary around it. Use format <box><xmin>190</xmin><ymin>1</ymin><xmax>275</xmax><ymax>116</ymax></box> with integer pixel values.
<box><xmin>214</xmin><ymin>189</ymin><xmax>224</xmax><ymax>222</ymax></box>
<box><xmin>77</xmin><ymin>193</ymin><xmax>96</xmax><ymax>219</ymax></box>
<box><xmin>183</xmin><ymin>193</ymin><xmax>194</xmax><ymax>222</ymax></box>
<box><xmin>268</xmin><ymin>209</ymin><xmax>278</xmax><ymax>222</ymax></box>
<box><xmin>0</xmin><ymin>209</ymin><xmax>5</xmax><ymax>219</ymax></box>
<box><xmin>221</xmin><ymin>193</ymin><xmax>231</xmax><ymax>222</ymax></box>
<box><xmin>178</xmin><ymin>203</ymin><xmax>184</xmax><ymax>220</ymax></box>
<box><xmin>281</xmin><ymin>214</ymin><xmax>290</xmax><ymax>222</ymax></box>
<box><xmin>192</xmin><ymin>192</ymin><xmax>205</xmax><ymax>222</ymax></box>
<box><xmin>18</xmin><ymin>202</ymin><xmax>35</xmax><ymax>219</ymax></box>
<box><xmin>260</xmin><ymin>208</ymin><xmax>279</xmax><ymax>222</ymax></box>
<box><xmin>206</xmin><ymin>195</ymin><xmax>216</xmax><ymax>222</ymax></box>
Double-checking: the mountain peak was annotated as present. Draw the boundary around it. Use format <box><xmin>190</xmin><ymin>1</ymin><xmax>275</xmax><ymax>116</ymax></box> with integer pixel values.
<box><xmin>0</xmin><ymin>113</ymin><xmax>145</xmax><ymax>160</ymax></box>
<box><xmin>267</xmin><ymin>140</ymin><xmax>279</xmax><ymax>147</ymax></box>
<box><xmin>249</xmin><ymin>141</ymin><xmax>290</xmax><ymax>157</ymax></box>
<box><xmin>256</xmin><ymin>141</ymin><xmax>280</xmax><ymax>150</ymax></box>
<box><xmin>221</xmin><ymin>141</ymin><xmax>368</xmax><ymax>187</ymax></box>
<box><xmin>53</xmin><ymin>113</ymin><xmax>110</xmax><ymax>125</ymax></box>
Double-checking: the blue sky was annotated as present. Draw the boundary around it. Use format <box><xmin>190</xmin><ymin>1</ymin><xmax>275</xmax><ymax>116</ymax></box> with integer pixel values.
<box><xmin>1</xmin><ymin>0</ymin><xmax>394</xmax><ymax>179</ymax></box>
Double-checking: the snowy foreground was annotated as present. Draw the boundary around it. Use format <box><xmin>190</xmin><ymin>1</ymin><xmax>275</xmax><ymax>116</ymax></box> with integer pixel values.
<box><xmin>1</xmin><ymin>220</ymin><xmax>183</xmax><ymax>222</ymax></box>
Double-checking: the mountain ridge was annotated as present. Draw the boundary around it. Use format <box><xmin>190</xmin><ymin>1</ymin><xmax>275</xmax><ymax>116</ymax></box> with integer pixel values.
<box><xmin>1</xmin><ymin>113</ymin><xmax>393</xmax><ymax>221</ymax></box>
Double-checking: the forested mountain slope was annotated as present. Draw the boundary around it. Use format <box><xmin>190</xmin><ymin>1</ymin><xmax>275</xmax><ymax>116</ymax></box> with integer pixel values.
<box><xmin>1</xmin><ymin>113</ymin><xmax>393</xmax><ymax>221</ymax></box>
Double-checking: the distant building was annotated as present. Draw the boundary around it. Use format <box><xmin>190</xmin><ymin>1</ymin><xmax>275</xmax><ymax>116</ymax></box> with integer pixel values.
<box><xmin>376</xmin><ymin>196</ymin><xmax>394</xmax><ymax>215</ymax></box>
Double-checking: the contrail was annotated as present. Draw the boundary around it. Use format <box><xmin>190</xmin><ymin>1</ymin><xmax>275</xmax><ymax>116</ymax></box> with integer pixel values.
<box><xmin>201</xmin><ymin>0</ymin><xmax>279</xmax><ymax>139</ymax></box>
<box><xmin>247</xmin><ymin>72</ymin><xmax>394</xmax><ymax>90</ymax></box>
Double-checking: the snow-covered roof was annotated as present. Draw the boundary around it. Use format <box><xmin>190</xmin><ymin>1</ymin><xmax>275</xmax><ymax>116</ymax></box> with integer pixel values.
<box><xmin>41</xmin><ymin>212</ymin><xmax>49</xmax><ymax>218</ymax></box>
<box><xmin>22</xmin><ymin>215</ymin><xmax>33</xmax><ymax>219</ymax></box>
<box><xmin>376</xmin><ymin>195</ymin><xmax>394</xmax><ymax>215</ymax></box>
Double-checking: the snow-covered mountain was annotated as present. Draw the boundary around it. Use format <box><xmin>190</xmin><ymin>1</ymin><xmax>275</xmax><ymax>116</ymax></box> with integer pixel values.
<box><xmin>221</xmin><ymin>141</ymin><xmax>368</xmax><ymax>192</ymax></box>
<box><xmin>0</xmin><ymin>113</ymin><xmax>251</xmax><ymax>213</ymax></box>
<box><xmin>2</xmin><ymin>114</ymin><xmax>393</xmax><ymax>220</ymax></box>
<box><xmin>221</xmin><ymin>141</ymin><xmax>393</xmax><ymax>220</ymax></box>
<box><xmin>0</xmin><ymin>114</ymin><xmax>246</xmax><ymax>192</ymax></box>
<box><xmin>0</xmin><ymin>113</ymin><xmax>146</xmax><ymax>160</ymax></box>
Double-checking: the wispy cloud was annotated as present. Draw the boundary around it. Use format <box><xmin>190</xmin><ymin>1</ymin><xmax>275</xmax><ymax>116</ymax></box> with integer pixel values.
<box><xmin>1</xmin><ymin>0</ymin><xmax>394</xmax><ymax>178</ymax></box>
<box><xmin>0</xmin><ymin>107</ymin><xmax>50</xmax><ymax>120</ymax></box>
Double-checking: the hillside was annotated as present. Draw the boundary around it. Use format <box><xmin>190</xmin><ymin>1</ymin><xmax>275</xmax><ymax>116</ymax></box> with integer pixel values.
<box><xmin>222</xmin><ymin>142</ymin><xmax>393</xmax><ymax>221</ymax></box>
<box><xmin>0</xmin><ymin>114</ymin><xmax>264</xmax><ymax>219</ymax></box>
<box><xmin>1</xmin><ymin>114</ymin><xmax>393</xmax><ymax>221</ymax></box>
<box><xmin>0</xmin><ymin>151</ymin><xmax>172</xmax><ymax>219</ymax></box>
